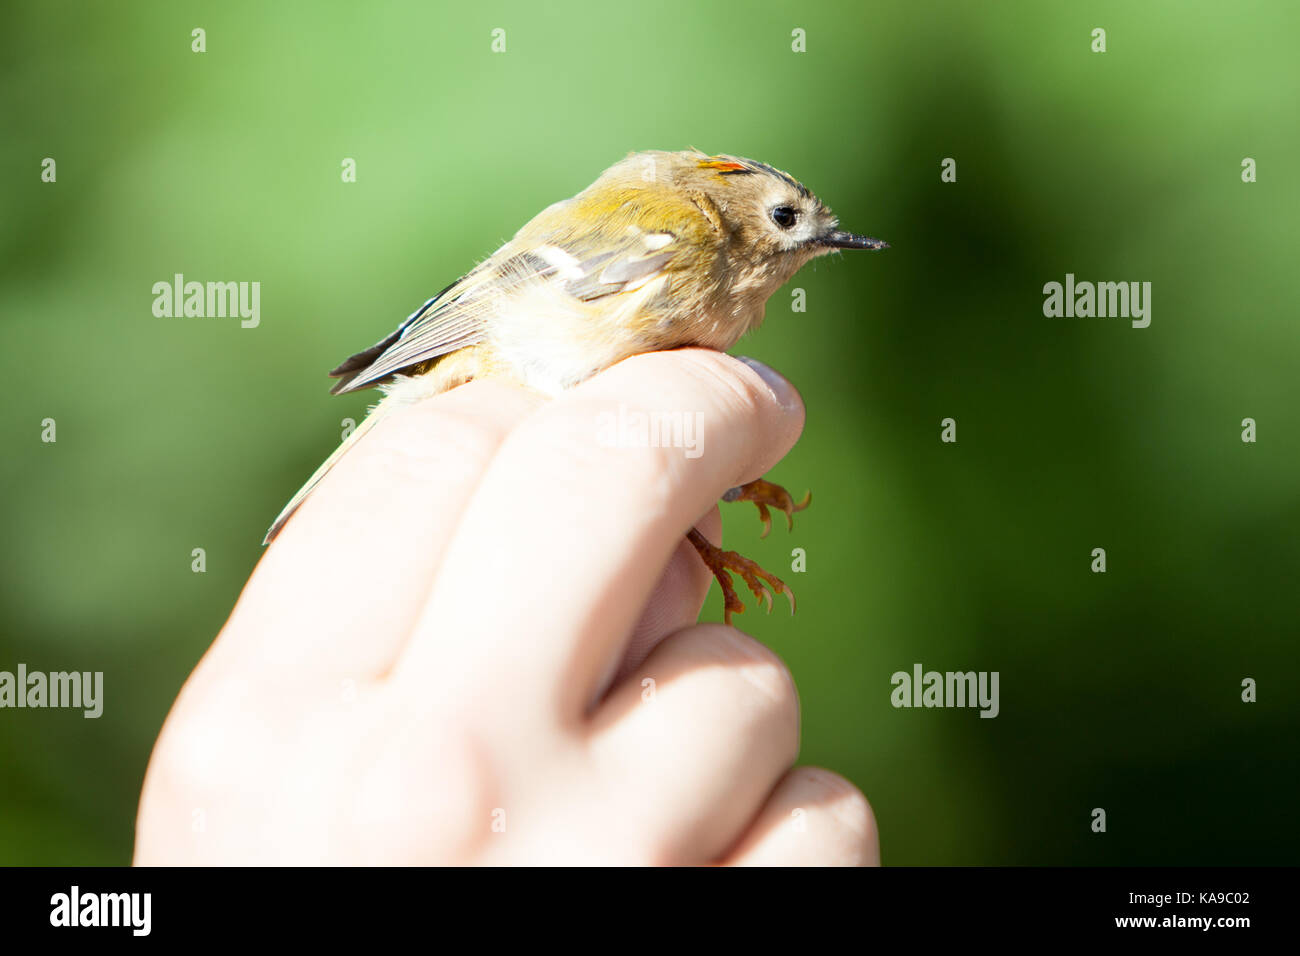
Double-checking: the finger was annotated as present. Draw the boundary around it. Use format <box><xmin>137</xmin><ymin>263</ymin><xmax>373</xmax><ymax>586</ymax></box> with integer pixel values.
<box><xmin>722</xmin><ymin>767</ymin><xmax>879</xmax><ymax>866</ymax></box>
<box><xmin>392</xmin><ymin>349</ymin><xmax>804</xmax><ymax>722</ymax></box>
<box><xmin>585</xmin><ymin>623</ymin><xmax>800</xmax><ymax>864</ymax></box>
<box><xmin>603</xmin><ymin>507</ymin><xmax>720</xmax><ymax>697</ymax></box>
<box><xmin>221</xmin><ymin>380</ymin><xmax>544</xmax><ymax>682</ymax></box>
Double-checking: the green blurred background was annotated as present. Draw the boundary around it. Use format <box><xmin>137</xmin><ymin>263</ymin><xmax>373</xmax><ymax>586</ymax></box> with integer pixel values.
<box><xmin>2</xmin><ymin>0</ymin><xmax>1297</xmax><ymax>864</ymax></box>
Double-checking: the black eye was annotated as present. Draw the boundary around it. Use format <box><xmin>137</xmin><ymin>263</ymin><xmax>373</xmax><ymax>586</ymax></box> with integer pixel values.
<box><xmin>770</xmin><ymin>205</ymin><xmax>797</xmax><ymax>229</ymax></box>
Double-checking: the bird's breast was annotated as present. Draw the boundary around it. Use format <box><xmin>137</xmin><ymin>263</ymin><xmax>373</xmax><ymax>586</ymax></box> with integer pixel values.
<box><xmin>483</xmin><ymin>275</ymin><xmax>677</xmax><ymax>395</ymax></box>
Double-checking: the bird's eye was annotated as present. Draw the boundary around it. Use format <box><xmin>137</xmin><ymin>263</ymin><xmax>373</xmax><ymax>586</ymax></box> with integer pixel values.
<box><xmin>770</xmin><ymin>205</ymin><xmax>797</xmax><ymax>229</ymax></box>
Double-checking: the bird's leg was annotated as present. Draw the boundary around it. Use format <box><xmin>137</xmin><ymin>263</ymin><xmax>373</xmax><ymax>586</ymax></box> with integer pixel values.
<box><xmin>687</xmin><ymin>479</ymin><xmax>809</xmax><ymax>626</ymax></box>
<box><xmin>722</xmin><ymin>478</ymin><xmax>811</xmax><ymax>539</ymax></box>
<box><xmin>687</xmin><ymin>529</ymin><xmax>795</xmax><ymax>628</ymax></box>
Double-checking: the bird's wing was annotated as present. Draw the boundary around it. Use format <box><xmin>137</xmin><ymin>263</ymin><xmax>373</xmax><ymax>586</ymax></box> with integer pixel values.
<box><xmin>535</xmin><ymin>186</ymin><xmax>710</xmax><ymax>304</ymax></box>
<box><xmin>328</xmin><ymin>270</ymin><xmax>494</xmax><ymax>394</ymax></box>
<box><xmin>329</xmin><ymin>193</ymin><xmax>701</xmax><ymax>394</ymax></box>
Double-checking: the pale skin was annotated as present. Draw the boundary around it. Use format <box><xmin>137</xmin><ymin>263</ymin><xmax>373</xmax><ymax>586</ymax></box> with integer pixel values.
<box><xmin>135</xmin><ymin>349</ymin><xmax>878</xmax><ymax>865</ymax></box>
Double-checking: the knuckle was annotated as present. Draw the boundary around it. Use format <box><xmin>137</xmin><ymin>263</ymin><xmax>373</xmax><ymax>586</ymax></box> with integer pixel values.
<box><xmin>794</xmin><ymin>767</ymin><xmax>878</xmax><ymax>852</ymax></box>
<box><xmin>679</xmin><ymin>350</ymin><xmax>770</xmax><ymax>421</ymax></box>
<box><xmin>519</xmin><ymin>398</ymin><xmax>689</xmax><ymax>517</ymax></box>
<box><xmin>619</xmin><ymin>349</ymin><xmax>772</xmax><ymax>428</ymax></box>
<box><xmin>373</xmin><ymin>407</ymin><xmax>500</xmax><ymax>485</ymax></box>
<box><xmin>151</xmin><ymin>674</ymin><xmax>264</xmax><ymax>794</ymax></box>
<box><xmin>694</xmin><ymin>624</ymin><xmax>799</xmax><ymax>723</ymax></box>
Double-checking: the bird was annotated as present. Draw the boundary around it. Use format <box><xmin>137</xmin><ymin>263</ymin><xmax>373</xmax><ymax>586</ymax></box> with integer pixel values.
<box><xmin>264</xmin><ymin>149</ymin><xmax>888</xmax><ymax>624</ymax></box>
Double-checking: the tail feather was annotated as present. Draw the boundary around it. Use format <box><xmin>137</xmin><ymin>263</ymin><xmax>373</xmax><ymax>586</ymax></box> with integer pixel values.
<box><xmin>263</xmin><ymin>409</ymin><xmax>387</xmax><ymax>544</ymax></box>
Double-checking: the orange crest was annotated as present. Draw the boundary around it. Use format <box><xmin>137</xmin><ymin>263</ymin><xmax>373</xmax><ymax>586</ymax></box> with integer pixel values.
<box><xmin>697</xmin><ymin>158</ymin><xmax>750</xmax><ymax>173</ymax></box>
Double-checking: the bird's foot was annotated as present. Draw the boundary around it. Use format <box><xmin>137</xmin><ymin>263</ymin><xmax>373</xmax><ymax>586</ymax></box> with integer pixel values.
<box><xmin>687</xmin><ymin>528</ymin><xmax>796</xmax><ymax>628</ymax></box>
<box><xmin>722</xmin><ymin>479</ymin><xmax>811</xmax><ymax>539</ymax></box>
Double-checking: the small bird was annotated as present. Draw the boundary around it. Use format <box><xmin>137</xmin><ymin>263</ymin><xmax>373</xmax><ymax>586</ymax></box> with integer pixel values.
<box><xmin>265</xmin><ymin>149</ymin><xmax>887</xmax><ymax>623</ymax></box>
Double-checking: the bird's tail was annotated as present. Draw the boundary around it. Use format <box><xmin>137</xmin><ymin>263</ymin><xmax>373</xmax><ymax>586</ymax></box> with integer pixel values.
<box><xmin>262</xmin><ymin>405</ymin><xmax>388</xmax><ymax>544</ymax></box>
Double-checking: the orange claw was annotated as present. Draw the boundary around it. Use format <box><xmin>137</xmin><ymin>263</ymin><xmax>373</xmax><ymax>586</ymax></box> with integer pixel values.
<box><xmin>723</xmin><ymin>479</ymin><xmax>811</xmax><ymax>538</ymax></box>
<box><xmin>687</xmin><ymin>528</ymin><xmax>797</xmax><ymax>627</ymax></box>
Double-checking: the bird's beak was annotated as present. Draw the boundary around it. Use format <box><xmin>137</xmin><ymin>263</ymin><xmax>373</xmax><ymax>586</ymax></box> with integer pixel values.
<box><xmin>818</xmin><ymin>230</ymin><xmax>889</xmax><ymax>250</ymax></box>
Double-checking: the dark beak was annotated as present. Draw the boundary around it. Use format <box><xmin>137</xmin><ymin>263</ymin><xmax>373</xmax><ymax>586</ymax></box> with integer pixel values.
<box><xmin>819</xmin><ymin>230</ymin><xmax>889</xmax><ymax>250</ymax></box>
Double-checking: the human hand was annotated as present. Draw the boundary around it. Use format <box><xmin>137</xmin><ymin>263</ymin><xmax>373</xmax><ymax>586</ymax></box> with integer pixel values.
<box><xmin>135</xmin><ymin>349</ymin><xmax>878</xmax><ymax>865</ymax></box>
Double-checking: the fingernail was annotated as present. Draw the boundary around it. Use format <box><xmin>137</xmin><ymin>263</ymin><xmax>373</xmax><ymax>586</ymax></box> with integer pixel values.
<box><xmin>735</xmin><ymin>356</ymin><xmax>802</xmax><ymax>414</ymax></box>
